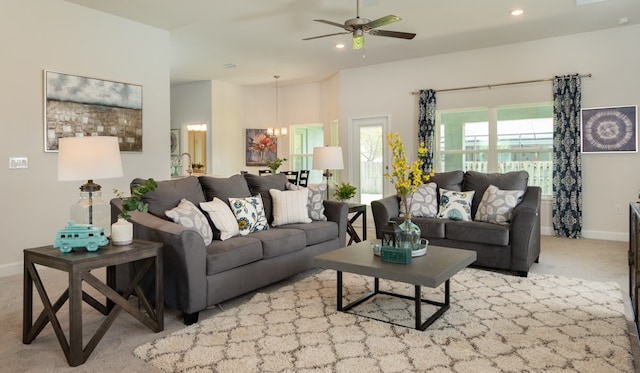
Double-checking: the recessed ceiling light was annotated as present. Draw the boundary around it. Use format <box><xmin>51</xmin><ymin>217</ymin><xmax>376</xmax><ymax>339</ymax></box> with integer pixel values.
<box><xmin>618</xmin><ymin>17</ymin><xmax>630</xmax><ymax>25</ymax></box>
<box><xmin>510</xmin><ymin>9</ymin><xmax>524</xmax><ymax>16</ymax></box>
<box><xmin>223</xmin><ymin>63</ymin><xmax>237</xmax><ymax>69</ymax></box>
<box><xmin>336</xmin><ymin>43</ymin><xmax>345</xmax><ymax>49</ymax></box>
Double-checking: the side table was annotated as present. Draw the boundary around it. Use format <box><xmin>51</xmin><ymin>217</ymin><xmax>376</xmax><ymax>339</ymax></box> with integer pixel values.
<box><xmin>23</xmin><ymin>240</ymin><xmax>164</xmax><ymax>366</ymax></box>
<box><xmin>347</xmin><ymin>203</ymin><xmax>367</xmax><ymax>245</ymax></box>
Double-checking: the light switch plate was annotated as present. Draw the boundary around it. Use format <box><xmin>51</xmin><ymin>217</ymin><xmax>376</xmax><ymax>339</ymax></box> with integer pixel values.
<box><xmin>9</xmin><ymin>157</ymin><xmax>28</xmax><ymax>169</ymax></box>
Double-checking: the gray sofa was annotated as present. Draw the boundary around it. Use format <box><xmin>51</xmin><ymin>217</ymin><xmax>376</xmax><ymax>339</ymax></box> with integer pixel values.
<box><xmin>111</xmin><ymin>173</ymin><xmax>348</xmax><ymax>325</ymax></box>
<box><xmin>371</xmin><ymin>170</ymin><xmax>540</xmax><ymax>276</ymax></box>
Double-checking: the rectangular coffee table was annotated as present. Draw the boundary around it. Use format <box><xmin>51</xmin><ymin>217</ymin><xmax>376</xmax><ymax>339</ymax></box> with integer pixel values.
<box><xmin>314</xmin><ymin>240</ymin><xmax>476</xmax><ymax>330</ymax></box>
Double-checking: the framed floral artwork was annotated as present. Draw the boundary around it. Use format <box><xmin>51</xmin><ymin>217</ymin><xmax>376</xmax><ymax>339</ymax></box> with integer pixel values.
<box><xmin>581</xmin><ymin>105</ymin><xmax>637</xmax><ymax>153</ymax></box>
<box><xmin>246</xmin><ymin>129</ymin><xmax>277</xmax><ymax>166</ymax></box>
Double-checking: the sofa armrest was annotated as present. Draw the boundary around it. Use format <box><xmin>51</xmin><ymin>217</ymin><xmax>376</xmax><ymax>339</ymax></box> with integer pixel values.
<box><xmin>371</xmin><ymin>195</ymin><xmax>401</xmax><ymax>239</ymax></box>
<box><xmin>509</xmin><ymin>186</ymin><xmax>541</xmax><ymax>273</ymax></box>
<box><xmin>323</xmin><ymin>200</ymin><xmax>349</xmax><ymax>246</ymax></box>
<box><xmin>110</xmin><ymin>198</ymin><xmax>207</xmax><ymax>315</ymax></box>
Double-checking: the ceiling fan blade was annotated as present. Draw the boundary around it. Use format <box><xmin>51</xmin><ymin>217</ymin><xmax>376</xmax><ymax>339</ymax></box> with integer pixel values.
<box><xmin>366</xmin><ymin>14</ymin><xmax>401</xmax><ymax>29</ymax></box>
<box><xmin>303</xmin><ymin>31</ymin><xmax>350</xmax><ymax>41</ymax></box>
<box><xmin>313</xmin><ymin>19</ymin><xmax>347</xmax><ymax>29</ymax></box>
<box><xmin>369</xmin><ymin>29</ymin><xmax>416</xmax><ymax>40</ymax></box>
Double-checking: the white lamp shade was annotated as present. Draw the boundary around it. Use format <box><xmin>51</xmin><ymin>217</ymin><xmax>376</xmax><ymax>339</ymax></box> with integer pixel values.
<box><xmin>57</xmin><ymin>136</ymin><xmax>124</xmax><ymax>181</ymax></box>
<box><xmin>313</xmin><ymin>146</ymin><xmax>344</xmax><ymax>170</ymax></box>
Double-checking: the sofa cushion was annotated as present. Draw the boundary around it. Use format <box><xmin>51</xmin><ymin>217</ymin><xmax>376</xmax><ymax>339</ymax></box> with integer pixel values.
<box><xmin>287</xmin><ymin>182</ymin><xmax>327</xmax><ymax>221</ymax></box>
<box><xmin>475</xmin><ymin>185</ymin><xmax>525</xmax><ymax>225</ymax></box>
<box><xmin>165</xmin><ymin>198</ymin><xmax>213</xmax><ymax>245</ymax></box>
<box><xmin>463</xmin><ymin>170</ymin><xmax>528</xmax><ymax>218</ymax></box>
<box><xmin>136</xmin><ymin>176</ymin><xmax>205</xmax><ymax>219</ymax></box>
<box><xmin>437</xmin><ymin>189</ymin><xmax>475</xmax><ymax>221</ymax></box>
<box><xmin>199</xmin><ymin>174</ymin><xmax>251</xmax><ymax>206</ymax></box>
<box><xmin>284</xmin><ymin>221</ymin><xmax>338</xmax><ymax>246</ymax></box>
<box><xmin>250</xmin><ymin>228</ymin><xmax>306</xmax><ymax>259</ymax></box>
<box><xmin>243</xmin><ymin>173</ymin><xmax>288</xmax><ymax>223</ymax></box>
<box><xmin>392</xmin><ymin>216</ymin><xmax>446</xmax><ymax>239</ymax></box>
<box><xmin>269</xmin><ymin>189</ymin><xmax>312</xmax><ymax>226</ymax></box>
<box><xmin>400</xmin><ymin>182</ymin><xmax>438</xmax><ymax>218</ymax></box>
<box><xmin>229</xmin><ymin>195</ymin><xmax>269</xmax><ymax>235</ymax></box>
<box><xmin>430</xmin><ymin>171</ymin><xmax>464</xmax><ymax>191</ymax></box>
<box><xmin>206</xmin><ymin>237</ymin><xmax>263</xmax><ymax>275</ymax></box>
<box><xmin>445</xmin><ymin>220</ymin><xmax>510</xmax><ymax>246</ymax></box>
<box><xmin>200</xmin><ymin>198</ymin><xmax>239</xmax><ymax>240</ymax></box>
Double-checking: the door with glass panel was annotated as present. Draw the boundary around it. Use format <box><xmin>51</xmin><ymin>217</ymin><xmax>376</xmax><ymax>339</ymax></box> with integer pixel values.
<box><xmin>350</xmin><ymin>116</ymin><xmax>388</xmax><ymax>205</ymax></box>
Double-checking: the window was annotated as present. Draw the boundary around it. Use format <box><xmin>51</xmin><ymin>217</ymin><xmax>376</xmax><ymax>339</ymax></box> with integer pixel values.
<box><xmin>290</xmin><ymin>124</ymin><xmax>325</xmax><ymax>185</ymax></box>
<box><xmin>437</xmin><ymin>104</ymin><xmax>553</xmax><ymax>195</ymax></box>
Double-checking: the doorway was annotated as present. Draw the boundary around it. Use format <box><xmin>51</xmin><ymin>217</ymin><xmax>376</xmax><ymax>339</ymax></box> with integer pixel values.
<box><xmin>349</xmin><ymin>116</ymin><xmax>388</xmax><ymax>205</ymax></box>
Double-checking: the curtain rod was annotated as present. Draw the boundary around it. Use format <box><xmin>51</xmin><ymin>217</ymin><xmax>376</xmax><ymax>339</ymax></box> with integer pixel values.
<box><xmin>410</xmin><ymin>73</ymin><xmax>592</xmax><ymax>95</ymax></box>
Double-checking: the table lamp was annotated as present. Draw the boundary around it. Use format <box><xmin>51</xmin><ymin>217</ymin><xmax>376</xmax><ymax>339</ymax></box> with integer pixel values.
<box><xmin>312</xmin><ymin>146</ymin><xmax>344</xmax><ymax>199</ymax></box>
<box><xmin>57</xmin><ymin>136</ymin><xmax>124</xmax><ymax>234</ymax></box>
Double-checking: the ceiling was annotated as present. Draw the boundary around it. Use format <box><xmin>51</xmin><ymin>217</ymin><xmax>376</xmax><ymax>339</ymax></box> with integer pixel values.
<box><xmin>65</xmin><ymin>0</ymin><xmax>640</xmax><ymax>86</ymax></box>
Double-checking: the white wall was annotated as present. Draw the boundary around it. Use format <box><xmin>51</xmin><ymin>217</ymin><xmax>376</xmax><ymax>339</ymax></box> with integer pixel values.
<box><xmin>0</xmin><ymin>0</ymin><xmax>171</xmax><ymax>276</ymax></box>
<box><xmin>339</xmin><ymin>25</ymin><xmax>640</xmax><ymax>241</ymax></box>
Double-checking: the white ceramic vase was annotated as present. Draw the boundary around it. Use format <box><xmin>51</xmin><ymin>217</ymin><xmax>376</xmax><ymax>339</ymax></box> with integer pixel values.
<box><xmin>111</xmin><ymin>218</ymin><xmax>133</xmax><ymax>245</ymax></box>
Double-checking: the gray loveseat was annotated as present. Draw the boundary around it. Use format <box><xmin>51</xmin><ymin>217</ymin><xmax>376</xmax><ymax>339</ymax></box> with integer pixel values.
<box><xmin>371</xmin><ymin>170</ymin><xmax>540</xmax><ymax>276</ymax></box>
<box><xmin>111</xmin><ymin>173</ymin><xmax>348</xmax><ymax>324</ymax></box>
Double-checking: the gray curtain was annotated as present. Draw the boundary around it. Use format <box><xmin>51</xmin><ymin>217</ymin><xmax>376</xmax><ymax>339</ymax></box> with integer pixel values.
<box><xmin>552</xmin><ymin>74</ymin><xmax>582</xmax><ymax>238</ymax></box>
<box><xmin>418</xmin><ymin>89</ymin><xmax>436</xmax><ymax>173</ymax></box>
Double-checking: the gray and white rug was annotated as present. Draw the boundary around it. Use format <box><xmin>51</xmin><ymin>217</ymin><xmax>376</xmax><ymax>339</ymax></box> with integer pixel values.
<box><xmin>134</xmin><ymin>269</ymin><xmax>634</xmax><ymax>372</ymax></box>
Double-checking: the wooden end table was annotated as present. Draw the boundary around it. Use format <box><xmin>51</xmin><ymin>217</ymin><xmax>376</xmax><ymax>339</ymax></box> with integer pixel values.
<box><xmin>347</xmin><ymin>203</ymin><xmax>367</xmax><ymax>245</ymax></box>
<box><xmin>23</xmin><ymin>240</ymin><xmax>164</xmax><ymax>366</ymax></box>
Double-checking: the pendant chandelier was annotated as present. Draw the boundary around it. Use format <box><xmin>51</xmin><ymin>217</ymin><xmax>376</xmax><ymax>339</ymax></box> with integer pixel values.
<box><xmin>267</xmin><ymin>75</ymin><xmax>287</xmax><ymax>138</ymax></box>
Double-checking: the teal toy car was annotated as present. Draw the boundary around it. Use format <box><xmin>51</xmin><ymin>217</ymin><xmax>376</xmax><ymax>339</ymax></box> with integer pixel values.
<box><xmin>54</xmin><ymin>221</ymin><xmax>109</xmax><ymax>253</ymax></box>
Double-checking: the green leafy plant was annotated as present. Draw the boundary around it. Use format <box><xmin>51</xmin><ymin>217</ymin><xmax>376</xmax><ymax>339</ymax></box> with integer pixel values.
<box><xmin>334</xmin><ymin>182</ymin><xmax>357</xmax><ymax>201</ymax></box>
<box><xmin>113</xmin><ymin>178</ymin><xmax>158</xmax><ymax>220</ymax></box>
<box><xmin>265</xmin><ymin>157</ymin><xmax>287</xmax><ymax>173</ymax></box>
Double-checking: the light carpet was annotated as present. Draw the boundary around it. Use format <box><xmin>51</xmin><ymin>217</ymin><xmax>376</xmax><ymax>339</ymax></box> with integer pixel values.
<box><xmin>134</xmin><ymin>268</ymin><xmax>634</xmax><ymax>372</ymax></box>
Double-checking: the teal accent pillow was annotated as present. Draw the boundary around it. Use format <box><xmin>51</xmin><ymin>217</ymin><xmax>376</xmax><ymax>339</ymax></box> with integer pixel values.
<box><xmin>229</xmin><ymin>195</ymin><xmax>269</xmax><ymax>235</ymax></box>
<box><xmin>437</xmin><ymin>189</ymin><xmax>475</xmax><ymax>221</ymax></box>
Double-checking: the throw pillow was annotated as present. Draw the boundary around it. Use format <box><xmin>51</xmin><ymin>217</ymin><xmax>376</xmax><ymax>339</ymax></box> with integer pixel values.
<box><xmin>400</xmin><ymin>182</ymin><xmax>438</xmax><ymax>218</ymax></box>
<box><xmin>228</xmin><ymin>194</ymin><xmax>269</xmax><ymax>235</ymax></box>
<box><xmin>437</xmin><ymin>189</ymin><xmax>475</xmax><ymax>221</ymax></box>
<box><xmin>475</xmin><ymin>184</ymin><xmax>525</xmax><ymax>225</ymax></box>
<box><xmin>165</xmin><ymin>198</ymin><xmax>213</xmax><ymax>245</ymax></box>
<box><xmin>269</xmin><ymin>189</ymin><xmax>312</xmax><ymax>227</ymax></box>
<box><xmin>200</xmin><ymin>198</ymin><xmax>240</xmax><ymax>240</ymax></box>
<box><xmin>286</xmin><ymin>182</ymin><xmax>327</xmax><ymax>221</ymax></box>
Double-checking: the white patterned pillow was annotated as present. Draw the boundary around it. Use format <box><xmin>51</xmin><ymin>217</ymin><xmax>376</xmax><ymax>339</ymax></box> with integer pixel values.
<box><xmin>200</xmin><ymin>198</ymin><xmax>239</xmax><ymax>240</ymax></box>
<box><xmin>165</xmin><ymin>199</ymin><xmax>213</xmax><ymax>245</ymax></box>
<box><xmin>228</xmin><ymin>195</ymin><xmax>269</xmax><ymax>235</ymax></box>
<box><xmin>286</xmin><ymin>182</ymin><xmax>327</xmax><ymax>221</ymax></box>
<box><xmin>437</xmin><ymin>189</ymin><xmax>475</xmax><ymax>221</ymax></box>
<box><xmin>400</xmin><ymin>182</ymin><xmax>438</xmax><ymax>218</ymax></box>
<box><xmin>475</xmin><ymin>184</ymin><xmax>525</xmax><ymax>225</ymax></box>
<box><xmin>269</xmin><ymin>189</ymin><xmax>312</xmax><ymax>227</ymax></box>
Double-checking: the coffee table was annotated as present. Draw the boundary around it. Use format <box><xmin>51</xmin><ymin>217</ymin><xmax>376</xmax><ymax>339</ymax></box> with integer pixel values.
<box><xmin>314</xmin><ymin>240</ymin><xmax>476</xmax><ymax>330</ymax></box>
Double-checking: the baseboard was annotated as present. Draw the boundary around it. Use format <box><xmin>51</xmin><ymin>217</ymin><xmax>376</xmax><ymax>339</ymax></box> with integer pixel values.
<box><xmin>0</xmin><ymin>261</ymin><xmax>22</xmax><ymax>278</ymax></box>
<box><xmin>541</xmin><ymin>226</ymin><xmax>627</xmax><ymax>242</ymax></box>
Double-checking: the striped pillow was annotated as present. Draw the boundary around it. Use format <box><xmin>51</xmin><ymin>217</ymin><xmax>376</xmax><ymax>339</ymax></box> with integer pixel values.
<box><xmin>269</xmin><ymin>189</ymin><xmax>312</xmax><ymax>227</ymax></box>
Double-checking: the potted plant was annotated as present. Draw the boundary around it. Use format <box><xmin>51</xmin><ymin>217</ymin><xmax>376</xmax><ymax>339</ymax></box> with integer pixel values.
<box><xmin>191</xmin><ymin>163</ymin><xmax>205</xmax><ymax>173</ymax></box>
<box><xmin>334</xmin><ymin>182</ymin><xmax>357</xmax><ymax>202</ymax></box>
<box><xmin>265</xmin><ymin>157</ymin><xmax>287</xmax><ymax>173</ymax></box>
<box><xmin>111</xmin><ymin>178</ymin><xmax>157</xmax><ymax>245</ymax></box>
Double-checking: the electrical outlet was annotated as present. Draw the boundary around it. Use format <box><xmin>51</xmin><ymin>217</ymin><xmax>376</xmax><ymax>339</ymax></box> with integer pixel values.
<box><xmin>615</xmin><ymin>204</ymin><xmax>623</xmax><ymax>214</ymax></box>
<box><xmin>9</xmin><ymin>157</ymin><xmax>28</xmax><ymax>169</ymax></box>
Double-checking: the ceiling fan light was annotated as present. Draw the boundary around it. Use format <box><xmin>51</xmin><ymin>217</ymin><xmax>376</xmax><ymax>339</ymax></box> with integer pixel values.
<box><xmin>353</xmin><ymin>35</ymin><xmax>364</xmax><ymax>49</ymax></box>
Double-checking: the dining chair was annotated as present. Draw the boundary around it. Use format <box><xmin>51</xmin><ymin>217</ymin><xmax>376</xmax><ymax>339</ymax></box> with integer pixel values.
<box><xmin>281</xmin><ymin>170</ymin><xmax>299</xmax><ymax>185</ymax></box>
<box><xmin>298</xmin><ymin>170</ymin><xmax>310</xmax><ymax>187</ymax></box>
<box><xmin>258</xmin><ymin>169</ymin><xmax>272</xmax><ymax>175</ymax></box>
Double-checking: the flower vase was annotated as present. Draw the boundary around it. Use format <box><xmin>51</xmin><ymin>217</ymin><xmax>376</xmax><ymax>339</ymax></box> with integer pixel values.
<box><xmin>398</xmin><ymin>215</ymin><xmax>421</xmax><ymax>251</ymax></box>
<box><xmin>111</xmin><ymin>218</ymin><xmax>133</xmax><ymax>246</ymax></box>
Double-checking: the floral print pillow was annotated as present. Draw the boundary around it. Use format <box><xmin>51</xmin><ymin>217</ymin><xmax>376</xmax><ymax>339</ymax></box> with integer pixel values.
<box><xmin>437</xmin><ymin>189</ymin><xmax>475</xmax><ymax>221</ymax></box>
<box><xmin>228</xmin><ymin>195</ymin><xmax>269</xmax><ymax>235</ymax></box>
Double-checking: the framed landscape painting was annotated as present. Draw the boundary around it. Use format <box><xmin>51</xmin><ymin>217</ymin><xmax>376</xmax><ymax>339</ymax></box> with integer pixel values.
<box><xmin>581</xmin><ymin>105</ymin><xmax>637</xmax><ymax>153</ymax></box>
<box><xmin>246</xmin><ymin>129</ymin><xmax>277</xmax><ymax>166</ymax></box>
<box><xmin>44</xmin><ymin>70</ymin><xmax>143</xmax><ymax>152</ymax></box>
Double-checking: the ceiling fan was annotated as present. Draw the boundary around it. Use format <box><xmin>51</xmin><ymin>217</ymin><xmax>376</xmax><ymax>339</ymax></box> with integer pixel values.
<box><xmin>303</xmin><ymin>0</ymin><xmax>416</xmax><ymax>50</ymax></box>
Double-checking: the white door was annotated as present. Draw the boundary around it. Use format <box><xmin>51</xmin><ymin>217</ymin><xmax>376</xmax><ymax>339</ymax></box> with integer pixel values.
<box><xmin>349</xmin><ymin>116</ymin><xmax>389</xmax><ymax>205</ymax></box>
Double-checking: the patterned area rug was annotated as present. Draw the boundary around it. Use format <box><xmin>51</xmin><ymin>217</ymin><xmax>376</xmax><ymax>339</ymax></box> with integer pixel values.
<box><xmin>134</xmin><ymin>269</ymin><xmax>634</xmax><ymax>372</ymax></box>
